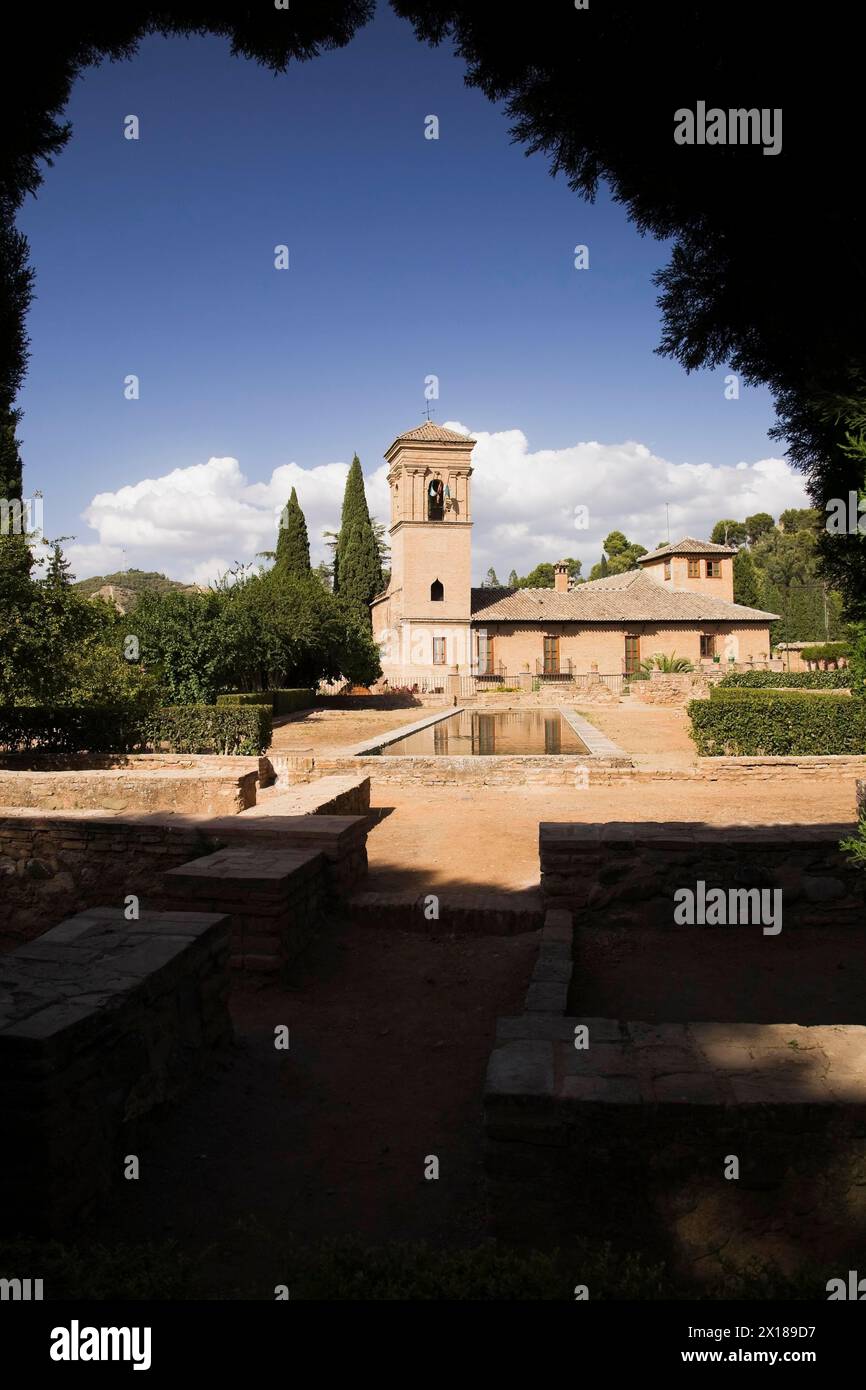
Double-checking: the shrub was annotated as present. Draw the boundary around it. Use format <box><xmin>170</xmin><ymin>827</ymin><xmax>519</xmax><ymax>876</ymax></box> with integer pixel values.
<box><xmin>709</xmin><ymin>685</ymin><xmax>850</xmax><ymax>701</ymax></box>
<box><xmin>639</xmin><ymin>652</ymin><xmax>694</xmax><ymax>673</ymax></box>
<box><xmin>216</xmin><ymin>692</ymin><xmax>274</xmax><ymax>708</ymax></box>
<box><xmin>798</xmin><ymin>641</ymin><xmax>852</xmax><ymax>668</ymax></box>
<box><xmin>719</xmin><ymin>670</ymin><xmax>851</xmax><ymax>689</ymax></box>
<box><xmin>145</xmin><ymin>705</ymin><xmax>272</xmax><ymax>755</ymax></box>
<box><xmin>217</xmin><ymin>689</ymin><xmax>313</xmax><ymax>715</ymax></box>
<box><xmin>841</xmin><ymin>819</ymin><xmax>866</xmax><ymax>872</ymax></box>
<box><xmin>688</xmin><ymin>692</ymin><xmax>866</xmax><ymax>756</ymax></box>
<box><xmin>0</xmin><ymin>703</ymin><xmax>273</xmax><ymax>756</ymax></box>
<box><xmin>0</xmin><ymin>705</ymin><xmax>147</xmax><ymax>753</ymax></box>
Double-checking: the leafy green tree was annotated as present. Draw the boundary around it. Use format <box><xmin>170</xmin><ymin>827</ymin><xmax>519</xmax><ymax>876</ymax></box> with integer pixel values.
<box><xmin>507</xmin><ymin>568</ymin><xmax>518</xmax><ymax>586</ymax></box>
<box><xmin>744</xmin><ymin>512</ymin><xmax>775</xmax><ymax>545</ymax></box>
<box><xmin>711</xmin><ymin>519</ymin><xmax>747</xmax><ymax>547</ymax></box>
<box><xmin>779</xmin><ymin>507</ymin><xmax>821</xmax><ymax>534</ymax></box>
<box><xmin>512</xmin><ymin>558</ymin><xmax>581</xmax><ymax>589</ymax></box>
<box><xmin>733</xmin><ymin>548</ymin><xmax>761</xmax><ymax>608</ymax></box>
<box><xmin>274</xmin><ymin>486</ymin><xmax>311</xmax><ymax>578</ymax></box>
<box><xmin>483</xmin><ymin>566</ymin><xmax>501</xmax><ymax>587</ymax></box>
<box><xmin>133</xmin><ymin>588</ymin><xmax>230</xmax><ymax>704</ymax></box>
<box><xmin>589</xmin><ymin>533</ymin><xmax>646</xmax><ymax>581</ymax></box>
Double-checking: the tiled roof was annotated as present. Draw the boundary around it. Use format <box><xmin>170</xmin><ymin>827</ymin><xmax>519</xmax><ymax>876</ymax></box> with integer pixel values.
<box><xmin>638</xmin><ymin>536</ymin><xmax>736</xmax><ymax>562</ymax></box>
<box><xmin>470</xmin><ymin>569</ymin><xmax>778</xmax><ymax>622</ymax></box>
<box><xmin>391</xmin><ymin>422</ymin><xmax>475</xmax><ymax>445</ymax></box>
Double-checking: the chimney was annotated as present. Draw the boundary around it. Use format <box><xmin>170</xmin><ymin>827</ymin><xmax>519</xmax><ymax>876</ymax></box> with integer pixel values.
<box><xmin>554</xmin><ymin>561</ymin><xmax>569</xmax><ymax>593</ymax></box>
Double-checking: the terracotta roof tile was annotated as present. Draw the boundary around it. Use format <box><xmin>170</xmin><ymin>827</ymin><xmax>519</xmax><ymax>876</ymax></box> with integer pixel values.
<box><xmin>391</xmin><ymin>421</ymin><xmax>475</xmax><ymax>445</ymax></box>
<box><xmin>470</xmin><ymin>569</ymin><xmax>778</xmax><ymax>622</ymax></box>
<box><xmin>638</xmin><ymin>536</ymin><xmax>737</xmax><ymax>562</ymax></box>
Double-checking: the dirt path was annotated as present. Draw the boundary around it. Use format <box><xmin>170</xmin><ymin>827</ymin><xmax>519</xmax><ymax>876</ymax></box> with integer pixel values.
<box><xmin>574</xmin><ymin>702</ymin><xmax>698</xmax><ymax>769</ymax></box>
<box><xmin>364</xmin><ymin>781</ymin><xmax>858</xmax><ymax>895</ymax></box>
<box><xmin>92</xmin><ymin>919</ymin><xmax>537</xmax><ymax>1295</ymax></box>
<box><xmin>269</xmin><ymin>706</ymin><xmax>428</xmax><ymax>754</ymax></box>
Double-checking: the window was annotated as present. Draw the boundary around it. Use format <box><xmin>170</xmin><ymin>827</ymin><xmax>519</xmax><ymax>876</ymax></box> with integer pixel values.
<box><xmin>477</xmin><ymin>631</ymin><xmax>494</xmax><ymax>675</ymax></box>
<box><xmin>427</xmin><ymin>476</ymin><xmax>444</xmax><ymax>521</ymax></box>
<box><xmin>430</xmin><ymin>579</ymin><xmax>444</xmax><ymax>602</ymax></box>
<box><xmin>543</xmin><ymin>635</ymin><xmax>560</xmax><ymax>675</ymax></box>
<box><xmin>624</xmin><ymin>634</ymin><xmax>640</xmax><ymax>675</ymax></box>
<box><xmin>663</xmin><ymin>560</ymin><xmax>671</xmax><ymax>580</ymax></box>
<box><xmin>706</xmin><ymin>559</ymin><xmax>722</xmax><ymax>578</ymax></box>
<box><xmin>700</xmin><ymin>634</ymin><xmax>715</xmax><ymax>659</ymax></box>
<box><xmin>433</xmin><ymin>637</ymin><xmax>447</xmax><ymax>665</ymax></box>
<box><xmin>688</xmin><ymin>557</ymin><xmax>700</xmax><ymax>578</ymax></box>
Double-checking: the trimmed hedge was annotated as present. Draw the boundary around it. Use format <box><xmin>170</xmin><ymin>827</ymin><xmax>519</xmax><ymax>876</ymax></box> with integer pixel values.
<box><xmin>718</xmin><ymin>670</ymin><xmax>852</xmax><ymax>689</ymax></box>
<box><xmin>798</xmin><ymin>642</ymin><xmax>852</xmax><ymax>666</ymax></box>
<box><xmin>0</xmin><ymin>704</ymin><xmax>272</xmax><ymax>756</ymax></box>
<box><xmin>709</xmin><ymin>685</ymin><xmax>851</xmax><ymax>702</ymax></box>
<box><xmin>145</xmin><ymin>705</ymin><xmax>272</xmax><ymax>755</ymax></box>
<box><xmin>688</xmin><ymin>693</ymin><xmax>866</xmax><ymax>756</ymax></box>
<box><xmin>217</xmin><ymin>688</ymin><xmax>314</xmax><ymax>715</ymax></box>
<box><xmin>0</xmin><ymin>706</ymin><xmax>146</xmax><ymax>753</ymax></box>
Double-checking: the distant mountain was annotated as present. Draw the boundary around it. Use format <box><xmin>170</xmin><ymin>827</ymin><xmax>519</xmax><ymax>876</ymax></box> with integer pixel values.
<box><xmin>74</xmin><ymin>569</ymin><xmax>199</xmax><ymax>612</ymax></box>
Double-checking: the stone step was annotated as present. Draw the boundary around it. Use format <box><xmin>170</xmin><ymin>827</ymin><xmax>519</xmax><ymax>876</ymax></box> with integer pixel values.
<box><xmin>245</xmin><ymin>773</ymin><xmax>370</xmax><ymax>818</ymax></box>
<box><xmin>348</xmin><ymin>888</ymin><xmax>543</xmax><ymax>935</ymax></box>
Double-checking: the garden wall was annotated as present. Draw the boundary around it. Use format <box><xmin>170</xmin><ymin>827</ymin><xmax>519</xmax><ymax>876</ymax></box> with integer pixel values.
<box><xmin>0</xmin><ymin>905</ymin><xmax>232</xmax><ymax>1236</ymax></box>
<box><xmin>539</xmin><ymin>821</ymin><xmax>866</xmax><ymax>927</ymax></box>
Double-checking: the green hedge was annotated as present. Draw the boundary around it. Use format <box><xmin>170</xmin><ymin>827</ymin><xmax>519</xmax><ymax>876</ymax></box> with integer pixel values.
<box><xmin>688</xmin><ymin>693</ymin><xmax>866</xmax><ymax>756</ymax></box>
<box><xmin>217</xmin><ymin>688</ymin><xmax>313</xmax><ymax>715</ymax></box>
<box><xmin>798</xmin><ymin>642</ymin><xmax>852</xmax><ymax>666</ymax></box>
<box><xmin>718</xmin><ymin>670</ymin><xmax>852</xmax><ymax>689</ymax></box>
<box><xmin>0</xmin><ymin>706</ymin><xmax>146</xmax><ymax>753</ymax></box>
<box><xmin>0</xmin><ymin>704</ymin><xmax>272</xmax><ymax>756</ymax></box>
<box><xmin>145</xmin><ymin>705</ymin><xmax>272</xmax><ymax>755</ymax></box>
<box><xmin>709</xmin><ymin>685</ymin><xmax>851</xmax><ymax>702</ymax></box>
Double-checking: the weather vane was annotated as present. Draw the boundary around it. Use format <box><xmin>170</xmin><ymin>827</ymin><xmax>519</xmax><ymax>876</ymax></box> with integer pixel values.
<box><xmin>423</xmin><ymin>399</ymin><xmax>435</xmax><ymax>422</ymax></box>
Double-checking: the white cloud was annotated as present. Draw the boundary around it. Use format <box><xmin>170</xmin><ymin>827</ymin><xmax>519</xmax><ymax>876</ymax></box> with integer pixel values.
<box><xmin>65</xmin><ymin>428</ymin><xmax>810</xmax><ymax>585</ymax></box>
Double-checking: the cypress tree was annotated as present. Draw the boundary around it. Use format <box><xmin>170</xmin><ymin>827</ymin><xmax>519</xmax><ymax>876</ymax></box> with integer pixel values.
<box><xmin>333</xmin><ymin>454</ymin><xmax>383</xmax><ymax>618</ymax></box>
<box><xmin>274</xmin><ymin>486</ymin><xmax>311</xmax><ymax>578</ymax></box>
<box><xmin>733</xmin><ymin>548</ymin><xmax>761</xmax><ymax>608</ymax></box>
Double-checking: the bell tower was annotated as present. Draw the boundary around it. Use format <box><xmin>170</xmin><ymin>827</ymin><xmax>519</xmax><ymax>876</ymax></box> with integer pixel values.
<box><xmin>371</xmin><ymin>421</ymin><xmax>475</xmax><ymax>678</ymax></box>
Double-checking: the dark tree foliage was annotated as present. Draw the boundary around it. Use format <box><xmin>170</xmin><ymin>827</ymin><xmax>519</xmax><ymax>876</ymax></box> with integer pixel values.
<box><xmin>274</xmin><ymin>486</ymin><xmax>311</xmax><ymax>578</ymax></box>
<box><xmin>333</xmin><ymin>454</ymin><xmax>383</xmax><ymax>617</ymax></box>
<box><xmin>392</xmin><ymin>1</ymin><xmax>863</xmax><ymax>605</ymax></box>
<box><xmin>0</xmin><ymin>1</ymin><xmax>375</xmax><ymax>494</ymax></box>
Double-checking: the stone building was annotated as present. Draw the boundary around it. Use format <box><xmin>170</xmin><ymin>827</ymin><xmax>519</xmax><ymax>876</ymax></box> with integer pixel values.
<box><xmin>371</xmin><ymin>423</ymin><xmax>778</xmax><ymax>680</ymax></box>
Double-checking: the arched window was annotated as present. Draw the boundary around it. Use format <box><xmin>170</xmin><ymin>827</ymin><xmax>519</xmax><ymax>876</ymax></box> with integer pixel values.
<box><xmin>430</xmin><ymin>579</ymin><xmax>444</xmax><ymax>602</ymax></box>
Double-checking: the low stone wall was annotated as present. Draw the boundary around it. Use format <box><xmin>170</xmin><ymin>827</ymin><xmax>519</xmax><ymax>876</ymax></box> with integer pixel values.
<box><xmin>630</xmin><ymin>671</ymin><xmax>714</xmax><ymax>705</ymax></box>
<box><xmin>318</xmin><ymin>753</ymin><xmax>630</xmax><ymax>786</ymax></box>
<box><xmin>539</xmin><ymin>822</ymin><xmax>865</xmax><ymax>927</ymax></box>
<box><xmin>0</xmin><ymin>905</ymin><xmax>232</xmax><ymax>1236</ymax></box>
<box><xmin>699</xmin><ymin>755</ymin><xmax>866</xmax><ymax>781</ymax></box>
<box><xmin>162</xmin><ymin>846</ymin><xmax>325</xmax><ymax>973</ymax></box>
<box><xmin>0</xmin><ymin>767</ymin><xmax>258</xmax><ymax>816</ymax></box>
<box><xmin>0</xmin><ymin>812</ymin><xmax>222</xmax><ymax>950</ymax></box>
<box><xmin>484</xmin><ymin>1009</ymin><xmax>866</xmax><ymax>1278</ymax></box>
<box><xmin>0</xmin><ymin>809</ymin><xmax>370</xmax><ymax>950</ymax></box>
<box><xmin>349</xmin><ymin>888</ymin><xmax>544</xmax><ymax>935</ymax></box>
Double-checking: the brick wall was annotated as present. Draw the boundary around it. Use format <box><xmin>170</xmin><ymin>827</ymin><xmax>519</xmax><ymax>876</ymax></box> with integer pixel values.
<box><xmin>0</xmin><ymin>906</ymin><xmax>232</xmax><ymax>1236</ymax></box>
<box><xmin>540</xmin><ymin>822</ymin><xmax>866</xmax><ymax>927</ymax></box>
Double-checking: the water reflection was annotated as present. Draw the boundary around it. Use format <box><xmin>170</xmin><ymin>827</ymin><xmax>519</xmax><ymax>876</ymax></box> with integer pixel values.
<box><xmin>380</xmin><ymin>709</ymin><xmax>587</xmax><ymax>756</ymax></box>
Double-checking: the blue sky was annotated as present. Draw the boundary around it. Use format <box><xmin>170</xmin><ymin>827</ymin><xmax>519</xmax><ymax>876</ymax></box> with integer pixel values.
<box><xmin>16</xmin><ymin>4</ymin><xmax>806</xmax><ymax>584</ymax></box>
